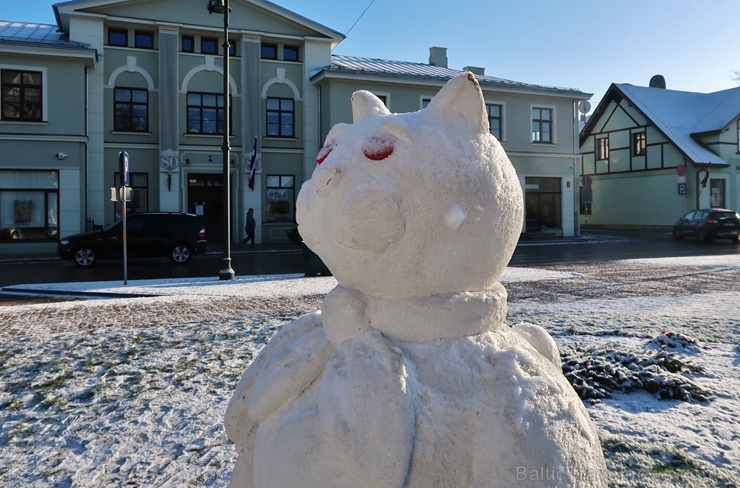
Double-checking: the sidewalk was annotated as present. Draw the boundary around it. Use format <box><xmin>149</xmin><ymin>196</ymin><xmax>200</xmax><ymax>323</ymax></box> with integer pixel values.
<box><xmin>0</xmin><ymin>241</ymin><xmax>301</xmax><ymax>263</ymax></box>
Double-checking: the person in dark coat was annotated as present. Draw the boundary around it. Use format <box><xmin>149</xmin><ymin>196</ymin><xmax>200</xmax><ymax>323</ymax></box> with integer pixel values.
<box><xmin>243</xmin><ymin>208</ymin><xmax>256</xmax><ymax>246</ymax></box>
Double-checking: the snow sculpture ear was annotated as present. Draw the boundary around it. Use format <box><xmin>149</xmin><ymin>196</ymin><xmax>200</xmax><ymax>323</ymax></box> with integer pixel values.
<box><xmin>352</xmin><ymin>90</ymin><xmax>391</xmax><ymax>122</ymax></box>
<box><xmin>426</xmin><ymin>72</ymin><xmax>488</xmax><ymax>134</ymax></box>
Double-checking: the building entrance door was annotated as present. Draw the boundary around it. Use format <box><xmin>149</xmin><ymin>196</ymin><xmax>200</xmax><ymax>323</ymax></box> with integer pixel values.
<box><xmin>187</xmin><ymin>173</ymin><xmax>224</xmax><ymax>243</ymax></box>
<box><xmin>524</xmin><ymin>177</ymin><xmax>562</xmax><ymax>233</ymax></box>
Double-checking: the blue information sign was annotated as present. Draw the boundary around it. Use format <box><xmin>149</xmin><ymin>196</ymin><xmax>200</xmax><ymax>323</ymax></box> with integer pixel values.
<box><xmin>678</xmin><ymin>183</ymin><xmax>687</xmax><ymax>195</ymax></box>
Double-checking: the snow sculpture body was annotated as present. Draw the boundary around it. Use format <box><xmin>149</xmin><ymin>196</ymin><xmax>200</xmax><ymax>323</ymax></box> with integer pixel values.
<box><xmin>226</xmin><ymin>72</ymin><xmax>607</xmax><ymax>487</ymax></box>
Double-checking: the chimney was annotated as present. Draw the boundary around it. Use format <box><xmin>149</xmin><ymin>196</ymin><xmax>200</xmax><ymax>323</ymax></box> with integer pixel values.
<box><xmin>429</xmin><ymin>47</ymin><xmax>448</xmax><ymax>68</ymax></box>
<box><xmin>649</xmin><ymin>74</ymin><xmax>666</xmax><ymax>89</ymax></box>
<box><xmin>463</xmin><ymin>66</ymin><xmax>485</xmax><ymax>76</ymax></box>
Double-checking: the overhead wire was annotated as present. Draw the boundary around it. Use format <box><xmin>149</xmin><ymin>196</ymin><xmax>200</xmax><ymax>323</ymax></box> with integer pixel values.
<box><xmin>331</xmin><ymin>0</ymin><xmax>376</xmax><ymax>52</ymax></box>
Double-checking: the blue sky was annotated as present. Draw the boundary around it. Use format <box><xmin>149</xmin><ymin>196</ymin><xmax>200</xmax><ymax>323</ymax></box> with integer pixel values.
<box><xmin>4</xmin><ymin>0</ymin><xmax>739</xmax><ymax>112</ymax></box>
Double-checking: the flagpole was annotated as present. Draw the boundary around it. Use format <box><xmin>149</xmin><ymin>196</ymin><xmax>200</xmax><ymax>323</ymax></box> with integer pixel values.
<box><xmin>248</xmin><ymin>135</ymin><xmax>257</xmax><ymax>191</ymax></box>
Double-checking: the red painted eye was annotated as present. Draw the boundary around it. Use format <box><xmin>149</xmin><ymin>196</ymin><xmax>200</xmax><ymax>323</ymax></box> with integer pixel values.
<box><xmin>316</xmin><ymin>142</ymin><xmax>335</xmax><ymax>165</ymax></box>
<box><xmin>362</xmin><ymin>135</ymin><xmax>395</xmax><ymax>161</ymax></box>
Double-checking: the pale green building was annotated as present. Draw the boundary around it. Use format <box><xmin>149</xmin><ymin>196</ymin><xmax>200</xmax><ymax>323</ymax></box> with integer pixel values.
<box><xmin>1</xmin><ymin>0</ymin><xmax>590</xmax><ymax>251</ymax></box>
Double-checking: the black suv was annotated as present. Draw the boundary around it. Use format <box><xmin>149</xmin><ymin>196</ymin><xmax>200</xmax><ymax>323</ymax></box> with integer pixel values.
<box><xmin>58</xmin><ymin>212</ymin><xmax>207</xmax><ymax>267</ymax></box>
<box><xmin>672</xmin><ymin>208</ymin><xmax>740</xmax><ymax>244</ymax></box>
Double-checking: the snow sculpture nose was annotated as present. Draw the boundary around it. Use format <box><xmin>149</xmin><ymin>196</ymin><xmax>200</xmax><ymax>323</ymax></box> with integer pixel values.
<box><xmin>313</xmin><ymin>164</ymin><xmax>342</xmax><ymax>197</ymax></box>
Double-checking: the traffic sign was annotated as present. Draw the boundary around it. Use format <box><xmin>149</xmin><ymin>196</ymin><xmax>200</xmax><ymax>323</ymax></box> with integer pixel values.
<box><xmin>677</xmin><ymin>164</ymin><xmax>686</xmax><ymax>177</ymax></box>
<box><xmin>119</xmin><ymin>151</ymin><xmax>130</xmax><ymax>187</ymax></box>
<box><xmin>678</xmin><ymin>183</ymin><xmax>687</xmax><ymax>195</ymax></box>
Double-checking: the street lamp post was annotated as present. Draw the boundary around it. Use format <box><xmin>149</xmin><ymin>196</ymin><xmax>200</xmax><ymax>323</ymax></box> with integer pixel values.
<box><xmin>208</xmin><ymin>0</ymin><xmax>235</xmax><ymax>280</ymax></box>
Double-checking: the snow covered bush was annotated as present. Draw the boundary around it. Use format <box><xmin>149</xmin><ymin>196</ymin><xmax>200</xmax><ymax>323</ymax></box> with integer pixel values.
<box><xmin>651</xmin><ymin>330</ymin><xmax>703</xmax><ymax>350</ymax></box>
<box><xmin>561</xmin><ymin>343</ymin><xmax>714</xmax><ymax>403</ymax></box>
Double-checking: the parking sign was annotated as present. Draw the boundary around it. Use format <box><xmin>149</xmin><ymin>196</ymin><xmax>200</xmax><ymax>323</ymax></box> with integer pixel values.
<box><xmin>119</xmin><ymin>151</ymin><xmax>130</xmax><ymax>187</ymax></box>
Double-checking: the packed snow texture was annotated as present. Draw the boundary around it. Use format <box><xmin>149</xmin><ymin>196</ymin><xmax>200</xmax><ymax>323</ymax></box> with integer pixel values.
<box><xmin>227</xmin><ymin>73</ymin><xmax>605</xmax><ymax>488</ymax></box>
<box><xmin>0</xmin><ymin>256</ymin><xmax>739</xmax><ymax>486</ymax></box>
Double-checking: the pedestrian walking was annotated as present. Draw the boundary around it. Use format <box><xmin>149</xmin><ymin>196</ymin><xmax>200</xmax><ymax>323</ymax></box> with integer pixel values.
<box><xmin>243</xmin><ymin>208</ymin><xmax>256</xmax><ymax>246</ymax></box>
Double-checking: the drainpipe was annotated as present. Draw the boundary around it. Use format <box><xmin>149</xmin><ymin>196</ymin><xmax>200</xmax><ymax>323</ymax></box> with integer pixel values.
<box><xmin>573</xmin><ymin>99</ymin><xmax>580</xmax><ymax>237</ymax></box>
<box><xmin>84</xmin><ymin>66</ymin><xmax>90</xmax><ymax>231</ymax></box>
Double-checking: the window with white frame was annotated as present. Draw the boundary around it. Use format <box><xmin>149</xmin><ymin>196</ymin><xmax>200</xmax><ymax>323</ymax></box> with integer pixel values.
<box><xmin>187</xmin><ymin>92</ymin><xmax>228</xmax><ymax>134</ymax></box>
<box><xmin>266</xmin><ymin>97</ymin><xmax>295</xmax><ymax>137</ymax></box>
<box><xmin>266</xmin><ymin>175</ymin><xmax>295</xmax><ymax>221</ymax></box>
<box><xmin>531</xmin><ymin>107</ymin><xmax>553</xmax><ymax>143</ymax></box>
<box><xmin>596</xmin><ymin>135</ymin><xmax>609</xmax><ymax>161</ymax></box>
<box><xmin>632</xmin><ymin>131</ymin><xmax>646</xmax><ymax>156</ymax></box>
<box><xmin>201</xmin><ymin>37</ymin><xmax>218</xmax><ymax>55</ymax></box>
<box><xmin>114</xmin><ymin>87</ymin><xmax>149</xmax><ymax>132</ymax></box>
<box><xmin>1</xmin><ymin>69</ymin><xmax>42</xmax><ymax>121</ymax></box>
<box><xmin>108</xmin><ymin>28</ymin><xmax>127</xmax><ymax>46</ymax></box>
<box><xmin>181</xmin><ymin>35</ymin><xmax>194</xmax><ymax>53</ymax></box>
<box><xmin>372</xmin><ymin>93</ymin><xmax>389</xmax><ymax>108</ymax></box>
<box><xmin>283</xmin><ymin>45</ymin><xmax>299</xmax><ymax>61</ymax></box>
<box><xmin>135</xmin><ymin>30</ymin><xmax>154</xmax><ymax>49</ymax></box>
<box><xmin>261</xmin><ymin>43</ymin><xmax>277</xmax><ymax>59</ymax></box>
<box><xmin>0</xmin><ymin>170</ymin><xmax>59</xmax><ymax>242</ymax></box>
<box><xmin>486</xmin><ymin>103</ymin><xmax>503</xmax><ymax>140</ymax></box>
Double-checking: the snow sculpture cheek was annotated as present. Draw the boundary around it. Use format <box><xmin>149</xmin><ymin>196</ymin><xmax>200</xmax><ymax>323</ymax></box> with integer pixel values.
<box><xmin>336</xmin><ymin>190</ymin><xmax>405</xmax><ymax>253</ymax></box>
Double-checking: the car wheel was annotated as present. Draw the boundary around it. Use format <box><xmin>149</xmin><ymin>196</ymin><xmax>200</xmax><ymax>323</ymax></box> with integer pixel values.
<box><xmin>170</xmin><ymin>244</ymin><xmax>192</xmax><ymax>264</ymax></box>
<box><xmin>672</xmin><ymin>227</ymin><xmax>683</xmax><ymax>240</ymax></box>
<box><xmin>698</xmin><ymin>228</ymin><xmax>710</xmax><ymax>243</ymax></box>
<box><xmin>74</xmin><ymin>247</ymin><xmax>97</xmax><ymax>267</ymax></box>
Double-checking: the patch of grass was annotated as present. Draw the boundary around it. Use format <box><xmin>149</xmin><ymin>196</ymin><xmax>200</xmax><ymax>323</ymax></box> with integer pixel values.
<box><xmin>601</xmin><ymin>435</ymin><xmax>740</xmax><ymax>487</ymax></box>
<box><xmin>651</xmin><ymin>447</ymin><xmax>701</xmax><ymax>474</ymax></box>
<box><xmin>39</xmin><ymin>395</ymin><xmax>68</xmax><ymax>410</ymax></box>
<box><xmin>1</xmin><ymin>397</ymin><xmax>24</xmax><ymax>410</ymax></box>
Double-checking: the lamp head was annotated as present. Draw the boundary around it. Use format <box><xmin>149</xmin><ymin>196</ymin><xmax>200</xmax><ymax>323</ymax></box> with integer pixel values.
<box><xmin>207</xmin><ymin>0</ymin><xmax>226</xmax><ymax>14</ymax></box>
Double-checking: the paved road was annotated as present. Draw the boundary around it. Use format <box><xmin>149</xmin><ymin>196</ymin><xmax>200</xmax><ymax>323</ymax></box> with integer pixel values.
<box><xmin>509</xmin><ymin>230</ymin><xmax>740</xmax><ymax>266</ymax></box>
<box><xmin>1</xmin><ymin>229</ymin><xmax>739</xmax><ymax>290</ymax></box>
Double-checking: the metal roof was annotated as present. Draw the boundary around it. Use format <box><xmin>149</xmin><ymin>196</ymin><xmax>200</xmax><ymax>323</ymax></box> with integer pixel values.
<box><xmin>613</xmin><ymin>83</ymin><xmax>740</xmax><ymax>166</ymax></box>
<box><xmin>312</xmin><ymin>54</ymin><xmax>590</xmax><ymax>98</ymax></box>
<box><xmin>0</xmin><ymin>21</ymin><xmax>92</xmax><ymax>51</ymax></box>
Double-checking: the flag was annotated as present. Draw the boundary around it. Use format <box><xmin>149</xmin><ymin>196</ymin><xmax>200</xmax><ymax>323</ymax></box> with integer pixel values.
<box><xmin>700</xmin><ymin>167</ymin><xmax>710</xmax><ymax>188</ymax></box>
<box><xmin>248</xmin><ymin>136</ymin><xmax>257</xmax><ymax>191</ymax></box>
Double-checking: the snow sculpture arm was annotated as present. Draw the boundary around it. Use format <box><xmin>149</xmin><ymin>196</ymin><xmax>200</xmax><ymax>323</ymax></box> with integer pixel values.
<box><xmin>318</xmin><ymin>330</ymin><xmax>417</xmax><ymax>488</ymax></box>
<box><xmin>512</xmin><ymin>322</ymin><xmax>562</xmax><ymax>367</ymax></box>
<box><xmin>225</xmin><ymin>311</ymin><xmax>333</xmax><ymax>442</ymax></box>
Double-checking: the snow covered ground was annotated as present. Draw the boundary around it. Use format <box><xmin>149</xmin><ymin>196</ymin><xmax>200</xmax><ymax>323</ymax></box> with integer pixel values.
<box><xmin>1</xmin><ymin>255</ymin><xmax>739</xmax><ymax>487</ymax></box>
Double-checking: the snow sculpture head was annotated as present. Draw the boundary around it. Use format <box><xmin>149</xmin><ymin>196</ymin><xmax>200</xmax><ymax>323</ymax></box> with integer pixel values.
<box><xmin>297</xmin><ymin>72</ymin><xmax>523</xmax><ymax>297</ymax></box>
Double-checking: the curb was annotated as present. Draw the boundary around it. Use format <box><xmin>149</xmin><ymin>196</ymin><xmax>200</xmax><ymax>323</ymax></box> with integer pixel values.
<box><xmin>0</xmin><ymin>287</ymin><xmax>159</xmax><ymax>300</ymax></box>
